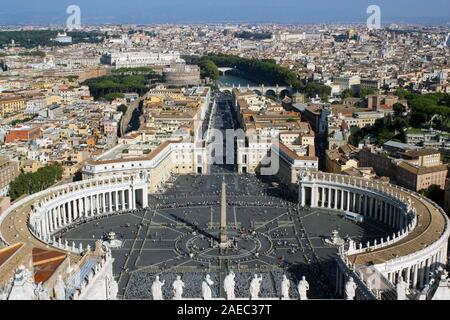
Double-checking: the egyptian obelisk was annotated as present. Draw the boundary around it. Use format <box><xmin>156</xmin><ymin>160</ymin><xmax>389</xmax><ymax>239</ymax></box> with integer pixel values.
<box><xmin>220</xmin><ymin>180</ymin><xmax>228</xmax><ymax>245</ymax></box>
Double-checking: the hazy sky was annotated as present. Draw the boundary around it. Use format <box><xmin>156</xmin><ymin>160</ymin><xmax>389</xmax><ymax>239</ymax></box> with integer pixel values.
<box><xmin>0</xmin><ymin>0</ymin><xmax>449</xmax><ymax>25</ymax></box>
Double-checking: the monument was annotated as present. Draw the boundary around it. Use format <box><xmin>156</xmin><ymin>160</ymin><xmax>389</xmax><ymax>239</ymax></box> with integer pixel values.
<box><xmin>8</xmin><ymin>266</ymin><xmax>37</xmax><ymax>300</ymax></box>
<box><xmin>172</xmin><ymin>276</ymin><xmax>185</xmax><ymax>300</ymax></box>
<box><xmin>281</xmin><ymin>275</ymin><xmax>291</xmax><ymax>299</ymax></box>
<box><xmin>202</xmin><ymin>274</ymin><xmax>215</xmax><ymax>300</ymax></box>
<box><xmin>103</xmin><ymin>231</ymin><xmax>123</xmax><ymax>249</ymax></box>
<box><xmin>151</xmin><ymin>276</ymin><xmax>165</xmax><ymax>300</ymax></box>
<box><xmin>396</xmin><ymin>276</ymin><xmax>408</xmax><ymax>300</ymax></box>
<box><xmin>219</xmin><ymin>180</ymin><xmax>229</xmax><ymax>249</ymax></box>
<box><xmin>250</xmin><ymin>274</ymin><xmax>263</xmax><ymax>300</ymax></box>
<box><xmin>54</xmin><ymin>275</ymin><xmax>66</xmax><ymax>300</ymax></box>
<box><xmin>345</xmin><ymin>277</ymin><xmax>357</xmax><ymax>300</ymax></box>
<box><xmin>298</xmin><ymin>276</ymin><xmax>309</xmax><ymax>300</ymax></box>
<box><xmin>224</xmin><ymin>271</ymin><xmax>236</xmax><ymax>300</ymax></box>
<box><xmin>35</xmin><ymin>283</ymin><xmax>50</xmax><ymax>300</ymax></box>
<box><xmin>325</xmin><ymin>230</ymin><xmax>345</xmax><ymax>246</ymax></box>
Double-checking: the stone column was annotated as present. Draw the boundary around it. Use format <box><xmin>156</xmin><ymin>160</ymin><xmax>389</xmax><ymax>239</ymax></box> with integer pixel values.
<box><xmin>81</xmin><ymin>197</ymin><xmax>85</xmax><ymax>217</ymax></box>
<box><xmin>68</xmin><ymin>201</ymin><xmax>72</xmax><ymax>224</ymax></box>
<box><xmin>96</xmin><ymin>194</ymin><xmax>101</xmax><ymax>215</ymax></box>
<box><xmin>45</xmin><ymin>209</ymin><xmax>54</xmax><ymax>234</ymax></box>
<box><xmin>301</xmin><ymin>187</ymin><xmax>306</xmax><ymax>207</ymax></box>
<box><xmin>358</xmin><ymin>195</ymin><xmax>363</xmax><ymax>214</ymax></box>
<box><xmin>142</xmin><ymin>188</ymin><xmax>148</xmax><ymax>208</ymax></box>
<box><xmin>430</xmin><ymin>254</ymin><xmax>436</xmax><ymax>273</ymax></box>
<box><xmin>90</xmin><ymin>195</ymin><xmax>95</xmax><ymax>216</ymax></box>
<box><xmin>441</xmin><ymin>247</ymin><xmax>447</xmax><ymax>264</ymax></box>
<box><xmin>56</xmin><ymin>206</ymin><xmax>62</xmax><ymax>229</ymax></box>
<box><xmin>108</xmin><ymin>192</ymin><xmax>112</xmax><ymax>212</ymax></box>
<box><xmin>40</xmin><ymin>219</ymin><xmax>46</xmax><ymax>238</ymax></box>
<box><xmin>328</xmin><ymin>188</ymin><xmax>331</xmax><ymax>209</ymax></box>
<box><xmin>321</xmin><ymin>187</ymin><xmax>325</xmax><ymax>207</ymax></box>
<box><xmin>405</xmin><ymin>266</ymin><xmax>411</xmax><ymax>287</ymax></box>
<box><xmin>83</xmin><ymin>197</ymin><xmax>88</xmax><ymax>216</ymax></box>
<box><xmin>340</xmin><ymin>190</ymin><xmax>344</xmax><ymax>210</ymax></box>
<box><xmin>121</xmin><ymin>190</ymin><xmax>125</xmax><ymax>211</ymax></box>
<box><xmin>73</xmin><ymin>199</ymin><xmax>78</xmax><ymax>220</ymax></box>
<box><xmin>425</xmin><ymin>258</ymin><xmax>431</xmax><ymax>285</ymax></box>
<box><xmin>84</xmin><ymin>197</ymin><xmax>88</xmax><ymax>216</ymax></box>
<box><xmin>347</xmin><ymin>191</ymin><xmax>351</xmax><ymax>211</ymax></box>
<box><xmin>412</xmin><ymin>264</ymin><xmax>418</xmax><ymax>288</ymax></box>
<box><xmin>42</xmin><ymin>219</ymin><xmax>46</xmax><ymax>237</ymax></box>
<box><xmin>102</xmin><ymin>193</ymin><xmax>106</xmax><ymax>213</ymax></box>
<box><xmin>62</xmin><ymin>204</ymin><xmax>67</xmax><ymax>226</ymax></box>
<box><xmin>419</xmin><ymin>261</ymin><xmax>425</xmax><ymax>288</ymax></box>
<box><xmin>311</xmin><ymin>186</ymin><xmax>317</xmax><ymax>207</ymax></box>
<box><xmin>334</xmin><ymin>189</ymin><xmax>338</xmax><ymax>209</ymax></box>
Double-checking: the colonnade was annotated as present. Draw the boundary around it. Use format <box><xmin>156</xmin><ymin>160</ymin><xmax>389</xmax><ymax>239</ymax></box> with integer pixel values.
<box><xmin>384</xmin><ymin>241</ymin><xmax>448</xmax><ymax>290</ymax></box>
<box><xmin>298</xmin><ymin>172</ymin><xmax>450</xmax><ymax>295</ymax></box>
<box><xmin>29</xmin><ymin>175</ymin><xmax>149</xmax><ymax>242</ymax></box>
<box><xmin>300</xmin><ymin>184</ymin><xmax>410</xmax><ymax>231</ymax></box>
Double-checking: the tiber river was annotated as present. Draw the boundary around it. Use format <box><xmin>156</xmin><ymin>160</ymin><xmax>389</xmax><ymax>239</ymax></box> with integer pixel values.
<box><xmin>217</xmin><ymin>74</ymin><xmax>258</xmax><ymax>87</ymax></box>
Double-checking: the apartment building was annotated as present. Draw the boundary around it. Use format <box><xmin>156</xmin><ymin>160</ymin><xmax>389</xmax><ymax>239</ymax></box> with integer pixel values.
<box><xmin>233</xmin><ymin>89</ymin><xmax>318</xmax><ymax>189</ymax></box>
<box><xmin>5</xmin><ymin>126</ymin><xmax>42</xmax><ymax>143</ymax></box>
<box><xmin>0</xmin><ymin>96</ymin><xmax>27</xmax><ymax>117</ymax></box>
<box><xmin>0</xmin><ymin>157</ymin><xmax>20</xmax><ymax>196</ymax></box>
<box><xmin>82</xmin><ymin>139</ymin><xmax>208</xmax><ymax>192</ymax></box>
<box><xmin>359</xmin><ymin>146</ymin><xmax>448</xmax><ymax>192</ymax></box>
<box><xmin>101</xmin><ymin>51</ymin><xmax>183</xmax><ymax>69</ymax></box>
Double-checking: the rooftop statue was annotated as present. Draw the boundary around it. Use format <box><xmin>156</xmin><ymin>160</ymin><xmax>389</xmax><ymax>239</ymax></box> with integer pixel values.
<box><xmin>396</xmin><ymin>276</ymin><xmax>409</xmax><ymax>300</ymax></box>
<box><xmin>172</xmin><ymin>276</ymin><xmax>185</xmax><ymax>300</ymax></box>
<box><xmin>249</xmin><ymin>274</ymin><xmax>263</xmax><ymax>300</ymax></box>
<box><xmin>406</xmin><ymin>197</ymin><xmax>413</xmax><ymax>213</ymax></box>
<box><xmin>106</xmin><ymin>274</ymin><xmax>119</xmax><ymax>300</ymax></box>
<box><xmin>224</xmin><ymin>271</ymin><xmax>236</xmax><ymax>300</ymax></box>
<box><xmin>35</xmin><ymin>283</ymin><xmax>50</xmax><ymax>300</ymax></box>
<box><xmin>202</xmin><ymin>274</ymin><xmax>215</xmax><ymax>300</ymax></box>
<box><xmin>8</xmin><ymin>265</ymin><xmax>37</xmax><ymax>300</ymax></box>
<box><xmin>54</xmin><ymin>274</ymin><xmax>66</xmax><ymax>300</ymax></box>
<box><xmin>281</xmin><ymin>275</ymin><xmax>291</xmax><ymax>299</ymax></box>
<box><xmin>298</xmin><ymin>276</ymin><xmax>309</xmax><ymax>300</ymax></box>
<box><xmin>152</xmin><ymin>276</ymin><xmax>165</xmax><ymax>300</ymax></box>
<box><xmin>345</xmin><ymin>277</ymin><xmax>357</xmax><ymax>300</ymax></box>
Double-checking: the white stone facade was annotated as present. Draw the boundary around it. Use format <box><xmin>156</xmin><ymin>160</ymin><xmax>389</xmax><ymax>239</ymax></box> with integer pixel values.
<box><xmin>27</xmin><ymin>174</ymin><xmax>149</xmax><ymax>245</ymax></box>
<box><xmin>298</xmin><ymin>171</ymin><xmax>450</xmax><ymax>298</ymax></box>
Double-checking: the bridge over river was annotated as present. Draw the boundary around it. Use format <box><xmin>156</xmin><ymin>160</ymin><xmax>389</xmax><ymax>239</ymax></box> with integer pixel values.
<box><xmin>218</xmin><ymin>83</ymin><xmax>292</xmax><ymax>97</ymax></box>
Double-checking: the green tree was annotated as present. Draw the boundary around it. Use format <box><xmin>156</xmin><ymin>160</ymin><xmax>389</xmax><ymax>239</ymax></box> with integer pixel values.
<box><xmin>393</xmin><ymin>103</ymin><xmax>406</xmax><ymax>116</ymax></box>
<box><xmin>117</xmin><ymin>104</ymin><xmax>128</xmax><ymax>114</ymax></box>
<box><xmin>9</xmin><ymin>164</ymin><xmax>63</xmax><ymax>201</ymax></box>
<box><xmin>341</xmin><ymin>89</ymin><xmax>353</xmax><ymax>99</ymax></box>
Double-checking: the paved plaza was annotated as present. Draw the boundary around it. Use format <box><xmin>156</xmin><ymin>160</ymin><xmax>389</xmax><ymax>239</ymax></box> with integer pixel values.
<box><xmin>62</xmin><ymin>173</ymin><xmax>392</xmax><ymax>299</ymax></box>
<box><xmin>61</xmin><ymin>96</ymin><xmax>393</xmax><ymax>299</ymax></box>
